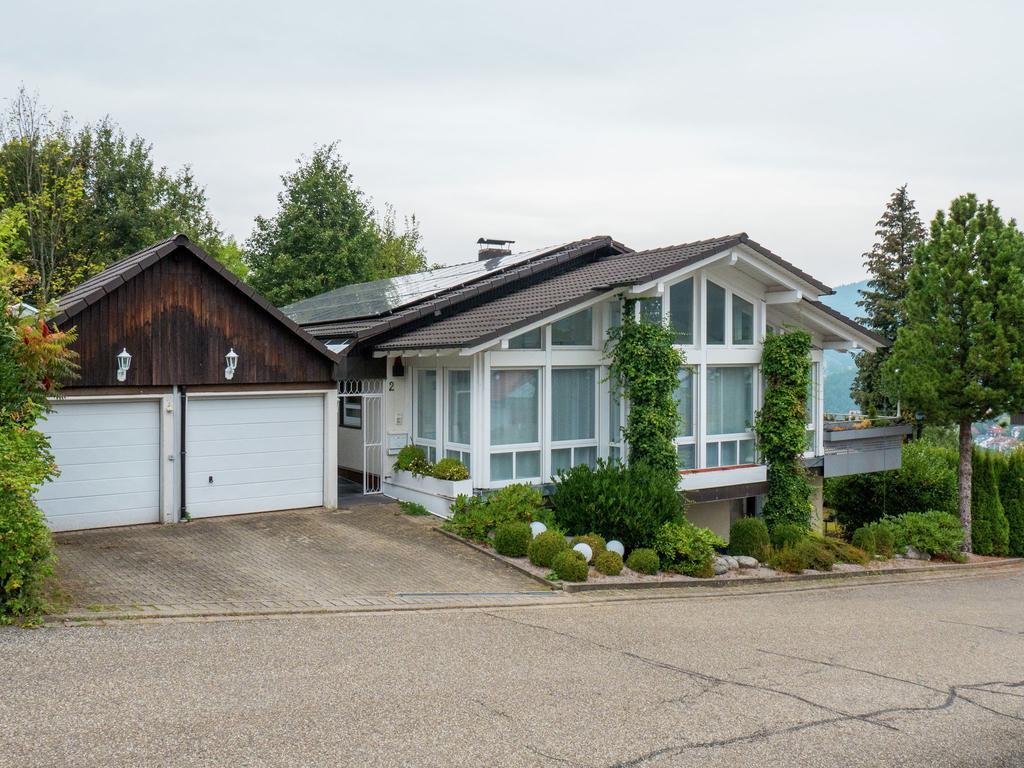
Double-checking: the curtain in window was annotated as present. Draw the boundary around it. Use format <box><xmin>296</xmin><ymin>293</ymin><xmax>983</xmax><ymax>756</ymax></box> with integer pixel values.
<box><xmin>447</xmin><ymin>370</ymin><xmax>471</xmax><ymax>445</ymax></box>
<box><xmin>490</xmin><ymin>369</ymin><xmax>539</xmax><ymax>445</ymax></box>
<box><xmin>707</xmin><ymin>366</ymin><xmax>753</xmax><ymax>434</ymax></box>
<box><xmin>552</xmin><ymin>368</ymin><xmax>596</xmax><ymax>441</ymax></box>
<box><xmin>675</xmin><ymin>368</ymin><xmax>694</xmax><ymax>437</ymax></box>
<box><xmin>415</xmin><ymin>369</ymin><xmax>437</xmax><ymax>440</ymax></box>
<box><xmin>670</xmin><ymin>278</ymin><xmax>693</xmax><ymax>344</ymax></box>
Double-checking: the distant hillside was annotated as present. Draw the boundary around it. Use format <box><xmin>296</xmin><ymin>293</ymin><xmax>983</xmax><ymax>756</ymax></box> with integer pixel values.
<box><xmin>820</xmin><ymin>280</ymin><xmax>868</xmax><ymax>414</ymax></box>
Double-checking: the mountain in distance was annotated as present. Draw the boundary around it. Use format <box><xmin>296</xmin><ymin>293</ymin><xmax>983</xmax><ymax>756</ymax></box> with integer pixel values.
<box><xmin>819</xmin><ymin>280</ymin><xmax>869</xmax><ymax>415</ymax></box>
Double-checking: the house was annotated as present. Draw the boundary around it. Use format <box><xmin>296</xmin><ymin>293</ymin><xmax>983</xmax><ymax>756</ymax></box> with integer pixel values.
<box><xmin>285</xmin><ymin>233</ymin><xmax>910</xmax><ymax>538</ymax></box>
<box><xmin>36</xmin><ymin>235</ymin><xmax>340</xmax><ymax>532</ymax></box>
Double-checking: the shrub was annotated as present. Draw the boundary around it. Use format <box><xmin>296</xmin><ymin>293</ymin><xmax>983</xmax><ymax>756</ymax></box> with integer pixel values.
<box><xmin>971</xmin><ymin>450</ymin><xmax>1009</xmax><ymax>556</ymax></box>
<box><xmin>593</xmin><ymin>550</ymin><xmax>624</xmax><ymax>575</ymax></box>
<box><xmin>868</xmin><ymin>521</ymin><xmax>896</xmax><ymax>558</ymax></box>
<box><xmin>887</xmin><ymin>510</ymin><xmax>964</xmax><ymax>558</ymax></box>
<box><xmin>654</xmin><ymin>521</ymin><xmax>724</xmax><ymax>578</ymax></box>
<box><xmin>0</xmin><ymin>495</ymin><xmax>55</xmax><ymax>623</ymax></box>
<box><xmin>494</xmin><ymin>522</ymin><xmax>532</xmax><ymax>557</ymax></box>
<box><xmin>727</xmin><ymin>518</ymin><xmax>770</xmax><ymax>561</ymax></box>
<box><xmin>825</xmin><ymin>442</ymin><xmax>958</xmax><ymax>532</ymax></box>
<box><xmin>528</xmin><ymin>530</ymin><xmax>569</xmax><ymax>567</ymax></box>
<box><xmin>820</xmin><ymin>536</ymin><xmax>869</xmax><ymax>565</ymax></box>
<box><xmin>485</xmin><ymin>483</ymin><xmax>544</xmax><ymax>526</ymax></box>
<box><xmin>851</xmin><ymin>526</ymin><xmax>876</xmax><ymax>556</ymax></box>
<box><xmin>768</xmin><ymin>537</ymin><xmax>836</xmax><ymax>573</ymax></box>
<box><xmin>549</xmin><ymin>460</ymin><xmax>684</xmax><ymax>550</ymax></box>
<box><xmin>431</xmin><ymin>457</ymin><xmax>470</xmax><ymax>481</ymax></box>
<box><xmin>570</xmin><ymin>533</ymin><xmax>606</xmax><ymax>556</ymax></box>
<box><xmin>768</xmin><ymin>545</ymin><xmax>807</xmax><ymax>574</ymax></box>
<box><xmin>626</xmin><ymin>548</ymin><xmax>660</xmax><ymax>575</ymax></box>
<box><xmin>551</xmin><ymin>549</ymin><xmax>589</xmax><ymax>582</ymax></box>
<box><xmin>444</xmin><ymin>494</ymin><xmax>491</xmax><ymax>542</ymax></box>
<box><xmin>399</xmin><ymin>500</ymin><xmax>430</xmax><ymax>516</ymax></box>
<box><xmin>999</xmin><ymin>450</ymin><xmax>1024</xmax><ymax>556</ymax></box>
<box><xmin>394</xmin><ymin>444</ymin><xmax>432</xmax><ymax>475</ymax></box>
<box><xmin>770</xmin><ymin>523</ymin><xmax>807</xmax><ymax>551</ymax></box>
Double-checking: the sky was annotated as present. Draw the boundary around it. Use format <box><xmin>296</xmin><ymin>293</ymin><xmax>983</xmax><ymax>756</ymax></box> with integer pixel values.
<box><xmin>3</xmin><ymin>1</ymin><xmax>1023</xmax><ymax>286</ymax></box>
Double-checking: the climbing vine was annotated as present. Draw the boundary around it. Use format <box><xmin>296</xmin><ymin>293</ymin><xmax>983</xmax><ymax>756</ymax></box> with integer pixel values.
<box><xmin>755</xmin><ymin>328</ymin><xmax>813</xmax><ymax>530</ymax></box>
<box><xmin>606</xmin><ymin>300</ymin><xmax>684</xmax><ymax>479</ymax></box>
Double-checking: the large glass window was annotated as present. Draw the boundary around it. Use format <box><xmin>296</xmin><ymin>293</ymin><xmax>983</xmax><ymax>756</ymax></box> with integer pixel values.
<box><xmin>490</xmin><ymin>369</ymin><xmax>539</xmax><ymax>445</ymax></box>
<box><xmin>707</xmin><ymin>367</ymin><xmax>754</xmax><ymax>435</ymax></box>
<box><xmin>551</xmin><ymin>308</ymin><xmax>593</xmax><ymax>346</ymax></box>
<box><xmin>639</xmin><ymin>297</ymin><xmax>662</xmax><ymax>325</ymax></box>
<box><xmin>445</xmin><ymin>370</ymin><xmax>471</xmax><ymax>470</ymax></box>
<box><xmin>732</xmin><ymin>295</ymin><xmax>754</xmax><ymax>345</ymax></box>
<box><xmin>552</xmin><ymin>369</ymin><xmax>596</xmax><ymax>441</ymax></box>
<box><xmin>670</xmin><ymin>278</ymin><xmax>694</xmax><ymax>345</ymax></box>
<box><xmin>508</xmin><ymin>328</ymin><xmax>542</xmax><ymax>349</ymax></box>
<box><xmin>805</xmin><ymin>362</ymin><xmax>819</xmax><ymax>453</ymax></box>
<box><xmin>674</xmin><ymin>367</ymin><xmax>696</xmax><ymax>470</ymax></box>
<box><xmin>706</xmin><ymin>280</ymin><xmax>726</xmax><ymax>345</ymax></box>
<box><xmin>414</xmin><ymin>368</ymin><xmax>438</xmax><ymax>461</ymax></box>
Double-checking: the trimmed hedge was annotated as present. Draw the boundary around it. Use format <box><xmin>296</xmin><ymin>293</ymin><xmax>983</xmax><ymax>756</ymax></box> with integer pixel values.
<box><xmin>570</xmin><ymin>533</ymin><xmax>607</xmax><ymax>556</ymax></box>
<box><xmin>626</xmin><ymin>548</ymin><xmax>660</xmax><ymax>575</ymax></box>
<box><xmin>551</xmin><ymin>550</ymin><xmax>589</xmax><ymax>582</ymax></box>
<box><xmin>593</xmin><ymin>550</ymin><xmax>624</xmax><ymax>575</ymax></box>
<box><xmin>494</xmin><ymin>522</ymin><xmax>532</xmax><ymax>557</ymax></box>
<box><xmin>727</xmin><ymin>518</ymin><xmax>770</xmax><ymax>561</ymax></box>
<box><xmin>528</xmin><ymin>530</ymin><xmax>569</xmax><ymax>567</ymax></box>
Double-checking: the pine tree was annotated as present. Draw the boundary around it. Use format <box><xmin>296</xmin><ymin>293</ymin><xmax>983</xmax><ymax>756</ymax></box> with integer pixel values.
<box><xmin>852</xmin><ymin>185</ymin><xmax>926</xmax><ymax>415</ymax></box>
<box><xmin>998</xmin><ymin>450</ymin><xmax>1024</xmax><ymax>556</ymax></box>
<box><xmin>886</xmin><ymin>195</ymin><xmax>1024</xmax><ymax>552</ymax></box>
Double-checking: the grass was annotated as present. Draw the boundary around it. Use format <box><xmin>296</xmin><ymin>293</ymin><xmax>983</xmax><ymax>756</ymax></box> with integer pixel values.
<box><xmin>399</xmin><ymin>500</ymin><xmax>431</xmax><ymax>517</ymax></box>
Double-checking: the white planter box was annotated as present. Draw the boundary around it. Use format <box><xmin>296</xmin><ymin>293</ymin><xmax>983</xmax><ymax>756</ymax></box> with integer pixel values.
<box><xmin>383</xmin><ymin>470</ymin><xmax>474</xmax><ymax>519</ymax></box>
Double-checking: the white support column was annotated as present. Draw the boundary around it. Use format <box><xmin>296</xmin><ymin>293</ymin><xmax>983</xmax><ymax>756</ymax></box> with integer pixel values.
<box><xmin>324</xmin><ymin>390</ymin><xmax>339</xmax><ymax>509</ymax></box>
<box><xmin>160</xmin><ymin>393</ymin><xmax>176</xmax><ymax>525</ymax></box>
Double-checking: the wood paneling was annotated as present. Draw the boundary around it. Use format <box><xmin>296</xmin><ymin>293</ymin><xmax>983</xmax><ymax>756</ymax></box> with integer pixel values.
<box><xmin>64</xmin><ymin>250</ymin><xmax>335</xmax><ymax>388</ymax></box>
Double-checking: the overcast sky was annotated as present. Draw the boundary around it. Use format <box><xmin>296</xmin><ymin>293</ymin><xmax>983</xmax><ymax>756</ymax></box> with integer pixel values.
<box><xmin>3</xmin><ymin>1</ymin><xmax>1023</xmax><ymax>286</ymax></box>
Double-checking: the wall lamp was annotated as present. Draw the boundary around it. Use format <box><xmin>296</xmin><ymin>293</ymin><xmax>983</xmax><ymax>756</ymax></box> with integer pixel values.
<box><xmin>116</xmin><ymin>348</ymin><xmax>132</xmax><ymax>382</ymax></box>
<box><xmin>224</xmin><ymin>348</ymin><xmax>239</xmax><ymax>380</ymax></box>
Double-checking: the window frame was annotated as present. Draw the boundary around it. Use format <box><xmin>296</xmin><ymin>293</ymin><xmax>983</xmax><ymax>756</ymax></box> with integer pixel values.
<box><xmin>704</xmin><ymin>364</ymin><xmax>757</xmax><ymax>469</ymax></box>
<box><xmin>673</xmin><ymin>366</ymin><xmax>697</xmax><ymax>470</ymax></box>
<box><xmin>413</xmin><ymin>367</ymin><xmax>440</xmax><ymax>462</ymax></box>
<box><xmin>444</xmin><ymin>368</ymin><xmax>472</xmax><ymax>471</ymax></box>
<box><xmin>549</xmin><ymin>366</ymin><xmax>599</xmax><ymax>478</ymax></box>
<box><xmin>550</xmin><ymin>307</ymin><xmax>597</xmax><ymax>349</ymax></box>
<box><xmin>340</xmin><ymin>396</ymin><xmax>362</xmax><ymax>430</ymax></box>
<box><xmin>488</xmin><ymin>367</ymin><xmax>543</xmax><ymax>483</ymax></box>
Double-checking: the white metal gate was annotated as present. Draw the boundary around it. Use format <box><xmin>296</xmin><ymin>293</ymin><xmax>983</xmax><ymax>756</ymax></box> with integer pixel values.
<box><xmin>340</xmin><ymin>379</ymin><xmax>384</xmax><ymax>494</ymax></box>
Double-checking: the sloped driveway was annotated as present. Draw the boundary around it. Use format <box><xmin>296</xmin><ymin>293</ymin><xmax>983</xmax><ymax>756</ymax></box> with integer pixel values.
<box><xmin>51</xmin><ymin>500</ymin><xmax>544</xmax><ymax>618</ymax></box>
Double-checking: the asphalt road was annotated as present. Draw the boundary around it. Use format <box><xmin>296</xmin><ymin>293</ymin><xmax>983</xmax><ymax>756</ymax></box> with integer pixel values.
<box><xmin>3</xmin><ymin>570</ymin><xmax>1024</xmax><ymax>768</ymax></box>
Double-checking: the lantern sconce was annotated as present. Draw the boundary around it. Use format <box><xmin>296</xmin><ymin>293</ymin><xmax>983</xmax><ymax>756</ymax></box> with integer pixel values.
<box><xmin>224</xmin><ymin>348</ymin><xmax>239</xmax><ymax>380</ymax></box>
<box><xmin>116</xmin><ymin>348</ymin><xmax>132</xmax><ymax>382</ymax></box>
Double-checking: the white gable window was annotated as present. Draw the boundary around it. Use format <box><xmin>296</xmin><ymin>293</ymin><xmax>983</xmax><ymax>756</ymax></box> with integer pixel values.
<box><xmin>639</xmin><ymin>297</ymin><xmax>662</xmax><ymax>325</ymax></box>
<box><xmin>445</xmin><ymin>369</ymin><xmax>472</xmax><ymax>470</ymax></box>
<box><xmin>669</xmin><ymin>278</ymin><xmax>694</xmax><ymax>345</ymax></box>
<box><xmin>508</xmin><ymin>327</ymin><xmax>543</xmax><ymax>349</ymax></box>
<box><xmin>732</xmin><ymin>295</ymin><xmax>755</xmax><ymax>345</ymax></box>
<box><xmin>414</xmin><ymin>368</ymin><xmax>438</xmax><ymax>461</ymax></box>
<box><xmin>706</xmin><ymin>366</ymin><xmax>756</xmax><ymax>468</ymax></box>
<box><xmin>675</xmin><ymin>368</ymin><xmax>696</xmax><ymax>470</ymax></box>
<box><xmin>706</xmin><ymin>281</ymin><xmax>727</xmax><ymax>345</ymax></box>
<box><xmin>551</xmin><ymin>308</ymin><xmax>593</xmax><ymax>346</ymax></box>
<box><xmin>490</xmin><ymin>369</ymin><xmax>541</xmax><ymax>481</ymax></box>
<box><xmin>804</xmin><ymin>362</ymin><xmax>819</xmax><ymax>455</ymax></box>
<box><xmin>550</xmin><ymin>368</ymin><xmax>597</xmax><ymax>476</ymax></box>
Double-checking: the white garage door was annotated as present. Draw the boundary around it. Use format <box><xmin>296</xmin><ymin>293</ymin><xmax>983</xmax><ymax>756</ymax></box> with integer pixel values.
<box><xmin>186</xmin><ymin>395</ymin><xmax>324</xmax><ymax>518</ymax></box>
<box><xmin>35</xmin><ymin>400</ymin><xmax>162</xmax><ymax>532</ymax></box>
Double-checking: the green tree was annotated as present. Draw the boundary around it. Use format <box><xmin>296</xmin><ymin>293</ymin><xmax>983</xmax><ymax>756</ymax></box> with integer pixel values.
<box><xmin>886</xmin><ymin>195</ymin><xmax>1024</xmax><ymax>552</ymax></box>
<box><xmin>243</xmin><ymin>143</ymin><xmax>426</xmax><ymax>306</ymax></box>
<box><xmin>756</xmin><ymin>329</ymin><xmax>813</xmax><ymax>529</ymax></box>
<box><xmin>971</xmin><ymin>450</ymin><xmax>1009</xmax><ymax>556</ymax></box>
<box><xmin>852</xmin><ymin>185</ymin><xmax>926</xmax><ymax>415</ymax></box>
<box><xmin>999</xmin><ymin>450</ymin><xmax>1024</xmax><ymax>556</ymax></box>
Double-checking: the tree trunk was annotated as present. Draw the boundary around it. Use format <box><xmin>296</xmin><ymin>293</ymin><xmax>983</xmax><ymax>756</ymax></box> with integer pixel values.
<box><xmin>958</xmin><ymin>417</ymin><xmax>973</xmax><ymax>553</ymax></box>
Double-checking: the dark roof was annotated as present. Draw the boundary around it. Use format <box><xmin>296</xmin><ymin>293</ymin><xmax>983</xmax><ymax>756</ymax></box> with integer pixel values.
<box><xmin>801</xmin><ymin>297</ymin><xmax>889</xmax><ymax>346</ymax></box>
<box><xmin>374</xmin><ymin>234</ymin><xmax>743</xmax><ymax>351</ymax></box>
<box><xmin>52</xmin><ymin>235</ymin><xmax>339</xmax><ymax>363</ymax></box>
<box><xmin>283</xmin><ymin>237</ymin><xmax>626</xmax><ymax>325</ymax></box>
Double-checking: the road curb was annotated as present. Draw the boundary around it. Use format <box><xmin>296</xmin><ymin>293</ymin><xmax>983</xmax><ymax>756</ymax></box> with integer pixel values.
<box><xmin>434</xmin><ymin>527</ymin><xmax>562</xmax><ymax>590</ymax></box>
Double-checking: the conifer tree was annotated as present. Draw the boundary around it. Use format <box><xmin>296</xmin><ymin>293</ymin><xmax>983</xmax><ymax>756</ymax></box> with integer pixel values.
<box><xmin>998</xmin><ymin>450</ymin><xmax>1024</xmax><ymax>556</ymax></box>
<box><xmin>852</xmin><ymin>185</ymin><xmax>926</xmax><ymax>414</ymax></box>
<box><xmin>971</xmin><ymin>450</ymin><xmax>1009</xmax><ymax>556</ymax></box>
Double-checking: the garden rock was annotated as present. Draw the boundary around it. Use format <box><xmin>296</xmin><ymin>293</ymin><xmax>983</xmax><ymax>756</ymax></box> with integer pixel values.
<box><xmin>735</xmin><ymin>556</ymin><xmax>759</xmax><ymax>569</ymax></box>
<box><xmin>712</xmin><ymin>557</ymin><xmax>730</xmax><ymax>575</ymax></box>
<box><xmin>722</xmin><ymin>555</ymin><xmax>739</xmax><ymax>570</ymax></box>
<box><xmin>905</xmin><ymin>545</ymin><xmax>932</xmax><ymax>561</ymax></box>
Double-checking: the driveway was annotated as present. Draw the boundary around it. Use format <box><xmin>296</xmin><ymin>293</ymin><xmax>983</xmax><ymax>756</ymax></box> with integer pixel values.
<box><xmin>3</xmin><ymin>569</ymin><xmax>1023</xmax><ymax>767</ymax></box>
<box><xmin>51</xmin><ymin>500</ymin><xmax>542</xmax><ymax>616</ymax></box>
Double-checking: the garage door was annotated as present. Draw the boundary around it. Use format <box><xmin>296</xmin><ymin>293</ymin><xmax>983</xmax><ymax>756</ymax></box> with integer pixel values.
<box><xmin>35</xmin><ymin>400</ymin><xmax>162</xmax><ymax>532</ymax></box>
<box><xmin>186</xmin><ymin>395</ymin><xmax>324</xmax><ymax>518</ymax></box>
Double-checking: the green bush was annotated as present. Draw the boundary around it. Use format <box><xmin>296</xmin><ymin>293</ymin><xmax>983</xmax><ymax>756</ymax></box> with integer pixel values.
<box><xmin>868</xmin><ymin>521</ymin><xmax>896</xmax><ymax>558</ymax></box>
<box><xmin>570</xmin><ymin>533</ymin><xmax>606</xmax><ymax>556</ymax></box>
<box><xmin>999</xmin><ymin>450</ymin><xmax>1024</xmax><ymax>556</ymax></box>
<box><xmin>727</xmin><ymin>517</ymin><xmax>770</xmax><ymax>561</ymax></box>
<box><xmin>625</xmin><ymin>548</ymin><xmax>660</xmax><ymax>575</ymax></box>
<box><xmin>485</xmin><ymin>483</ymin><xmax>544</xmax><ymax>525</ymax></box>
<box><xmin>394</xmin><ymin>444</ymin><xmax>432</xmax><ymax>475</ymax></box>
<box><xmin>851</xmin><ymin>526</ymin><xmax>876</xmax><ymax>556</ymax></box>
<box><xmin>820</xmin><ymin>536</ymin><xmax>869</xmax><ymax>565</ymax></box>
<box><xmin>549</xmin><ymin>460</ymin><xmax>684</xmax><ymax>550</ymax></box>
<box><xmin>971</xmin><ymin>450</ymin><xmax>1009</xmax><ymax>556</ymax></box>
<box><xmin>768</xmin><ymin>536</ymin><xmax>836</xmax><ymax>573</ymax></box>
<box><xmin>888</xmin><ymin>510</ymin><xmax>964</xmax><ymax>558</ymax></box>
<box><xmin>494</xmin><ymin>522</ymin><xmax>532</xmax><ymax>557</ymax></box>
<box><xmin>768</xmin><ymin>544</ymin><xmax>806</xmax><ymax>574</ymax></box>
<box><xmin>654</xmin><ymin>521</ymin><xmax>724</xmax><ymax>578</ymax></box>
<box><xmin>431</xmin><ymin>457</ymin><xmax>470</xmax><ymax>481</ymax></box>
<box><xmin>0</xmin><ymin>494</ymin><xmax>55</xmax><ymax>623</ymax></box>
<box><xmin>528</xmin><ymin>530</ymin><xmax>569</xmax><ymax>567</ymax></box>
<box><xmin>551</xmin><ymin>549</ymin><xmax>589</xmax><ymax>582</ymax></box>
<box><xmin>444</xmin><ymin>494</ymin><xmax>492</xmax><ymax>542</ymax></box>
<box><xmin>593</xmin><ymin>550</ymin><xmax>624</xmax><ymax>575</ymax></box>
<box><xmin>770</xmin><ymin>523</ymin><xmax>807</xmax><ymax>551</ymax></box>
<box><xmin>398</xmin><ymin>500</ymin><xmax>430</xmax><ymax>516</ymax></box>
<box><xmin>825</xmin><ymin>442</ymin><xmax>958</xmax><ymax>532</ymax></box>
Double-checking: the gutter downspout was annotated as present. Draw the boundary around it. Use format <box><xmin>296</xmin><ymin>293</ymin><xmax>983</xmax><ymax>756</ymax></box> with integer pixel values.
<box><xmin>179</xmin><ymin>386</ymin><xmax>190</xmax><ymax>522</ymax></box>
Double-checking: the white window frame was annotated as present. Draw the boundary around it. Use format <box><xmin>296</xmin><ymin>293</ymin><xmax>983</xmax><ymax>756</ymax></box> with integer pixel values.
<box><xmin>549</xmin><ymin>366</ymin><xmax>599</xmax><ymax>478</ymax></box>
<box><xmin>703</xmin><ymin>277</ymin><xmax>759</xmax><ymax>349</ymax></box>
<box><xmin>444</xmin><ymin>368</ymin><xmax>472</xmax><ymax>470</ymax></box>
<box><xmin>340</xmin><ymin>396</ymin><xmax>362</xmax><ymax>429</ymax></box>
<box><xmin>674</xmin><ymin>366</ymin><xmax>698</xmax><ymax>470</ymax></box>
<box><xmin>704</xmin><ymin>364</ymin><xmax>758</xmax><ymax>469</ymax></box>
<box><xmin>488</xmin><ymin>366</ymin><xmax>543</xmax><ymax>484</ymax></box>
<box><xmin>666</xmin><ymin>276</ymin><xmax>697</xmax><ymax>348</ymax></box>
<box><xmin>550</xmin><ymin>307</ymin><xmax>597</xmax><ymax>350</ymax></box>
<box><xmin>804</xmin><ymin>361</ymin><xmax>820</xmax><ymax>458</ymax></box>
<box><xmin>413</xmin><ymin>366</ymin><xmax>440</xmax><ymax>462</ymax></box>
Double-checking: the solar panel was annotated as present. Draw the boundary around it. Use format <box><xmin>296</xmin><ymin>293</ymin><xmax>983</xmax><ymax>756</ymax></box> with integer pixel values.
<box><xmin>282</xmin><ymin>245</ymin><xmax>563</xmax><ymax>324</ymax></box>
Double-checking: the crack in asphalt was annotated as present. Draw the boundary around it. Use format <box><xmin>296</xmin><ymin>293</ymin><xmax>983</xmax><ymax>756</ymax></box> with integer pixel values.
<box><xmin>480</xmin><ymin>610</ymin><xmax>1023</xmax><ymax>767</ymax></box>
<box><xmin>939</xmin><ymin>619</ymin><xmax>1024</xmax><ymax>637</ymax></box>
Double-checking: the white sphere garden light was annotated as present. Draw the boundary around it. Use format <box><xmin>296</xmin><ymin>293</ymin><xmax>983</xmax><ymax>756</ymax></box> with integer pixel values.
<box><xmin>529</xmin><ymin>521</ymin><xmax>547</xmax><ymax>538</ymax></box>
<box><xmin>572</xmin><ymin>542</ymin><xmax>593</xmax><ymax>563</ymax></box>
<box><xmin>606</xmin><ymin>540</ymin><xmax>625</xmax><ymax>557</ymax></box>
